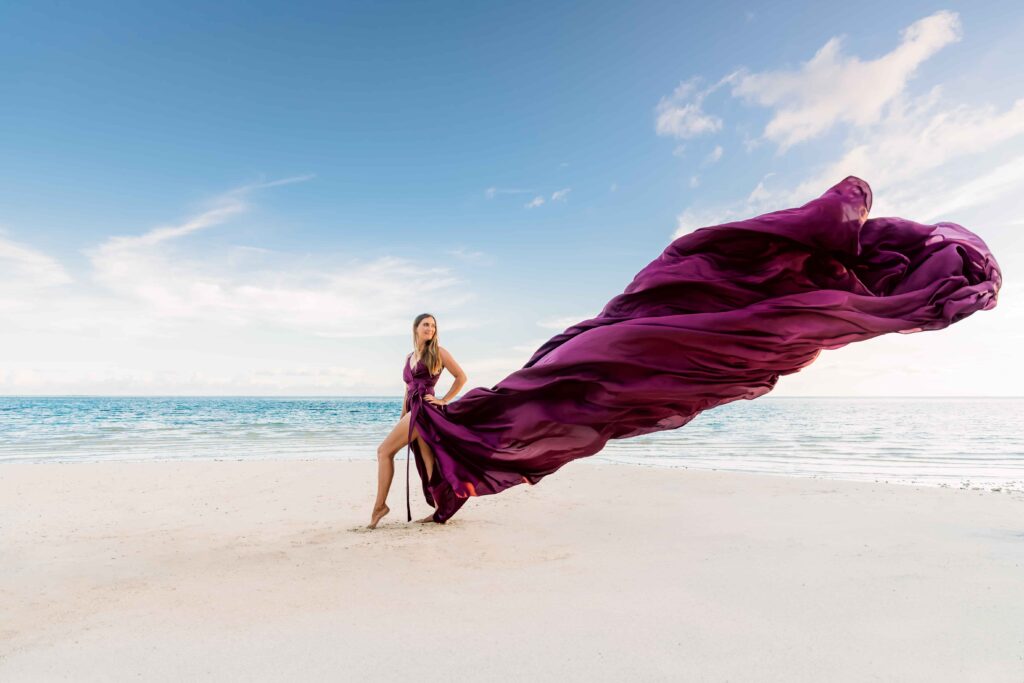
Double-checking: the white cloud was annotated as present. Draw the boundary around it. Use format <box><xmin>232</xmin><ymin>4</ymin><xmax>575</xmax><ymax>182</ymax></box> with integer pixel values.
<box><xmin>746</xmin><ymin>173</ymin><xmax>775</xmax><ymax>203</ymax></box>
<box><xmin>703</xmin><ymin>145</ymin><xmax>724</xmax><ymax>165</ymax></box>
<box><xmin>511</xmin><ymin>337</ymin><xmax>550</xmax><ymax>354</ymax></box>
<box><xmin>1</xmin><ymin>177</ymin><xmax>492</xmax><ymax>394</ymax></box>
<box><xmin>655</xmin><ymin>77</ymin><xmax>725</xmax><ymax>140</ymax></box>
<box><xmin>665</xmin><ymin>10</ymin><xmax>1024</xmax><ymax>241</ymax></box>
<box><xmin>790</xmin><ymin>92</ymin><xmax>1024</xmax><ymax>213</ymax></box>
<box><xmin>730</xmin><ymin>10</ymin><xmax>962</xmax><ymax>150</ymax></box>
<box><xmin>486</xmin><ymin>186</ymin><xmax>532</xmax><ymax>199</ymax></box>
<box><xmin>0</xmin><ymin>364</ymin><xmax>371</xmax><ymax>394</ymax></box>
<box><xmin>674</xmin><ymin>203</ymin><xmax>756</xmax><ymax>238</ymax></box>
<box><xmin>446</xmin><ymin>246</ymin><xmax>486</xmax><ymax>261</ymax></box>
<box><xmin>525</xmin><ymin>196</ymin><xmax>545</xmax><ymax>209</ymax></box>
<box><xmin>551</xmin><ymin>188</ymin><xmax>572</xmax><ymax>202</ymax></box>
<box><xmin>3</xmin><ymin>177</ymin><xmax>477</xmax><ymax>340</ymax></box>
<box><xmin>0</xmin><ymin>234</ymin><xmax>73</xmax><ymax>291</ymax></box>
<box><xmin>537</xmin><ymin>314</ymin><xmax>592</xmax><ymax>330</ymax></box>
<box><xmin>689</xmin><ymin>175</ymin><xmax>700</xmax><ymax>189</ymax></box>
<box><xmin>911</xmin><ymin>154</ymin><xmax>1024</xmax><ymax>222</ymax></box>
<box><xmin>97</xmin><ymin>174</ymin><xmax>313</xmax><ymax>253</ymax></box>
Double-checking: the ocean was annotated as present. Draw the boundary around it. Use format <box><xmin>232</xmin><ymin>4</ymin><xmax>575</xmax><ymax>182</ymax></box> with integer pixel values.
<box><xmin>1</xmin><ymin>396</ymin><xmax>1021</xmax><ymax>492</ymax></box>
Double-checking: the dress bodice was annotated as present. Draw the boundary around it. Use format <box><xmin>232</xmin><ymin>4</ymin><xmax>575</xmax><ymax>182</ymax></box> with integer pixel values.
<box><xmin>403</xmin><ymin>355</ymin><xmax>440</xmax><ymax>407</ymax></box>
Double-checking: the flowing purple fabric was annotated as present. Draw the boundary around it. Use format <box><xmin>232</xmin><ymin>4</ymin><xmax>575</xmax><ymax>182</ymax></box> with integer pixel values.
<box><xmin>402</xmin><ymin>176</ymin><xmax>1002</xmax><ymax>523</ymax></box>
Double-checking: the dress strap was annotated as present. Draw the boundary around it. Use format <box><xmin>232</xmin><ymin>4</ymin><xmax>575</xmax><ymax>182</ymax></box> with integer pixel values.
<box><xmin>406</xmin><ymin>422</ymin><xmax>412</xmax><ymax>522</ymax></box>
<box><xmin>405</xmin><ymin>390</ymin><xmax>419</xmax><ymax>522</ymax></box>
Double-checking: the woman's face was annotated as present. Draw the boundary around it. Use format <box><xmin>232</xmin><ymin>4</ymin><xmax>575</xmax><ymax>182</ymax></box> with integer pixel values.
<box><xmin>416</xmin><ymin>317</ymin><xmax>436</xmax><ymax>343</ymax></box>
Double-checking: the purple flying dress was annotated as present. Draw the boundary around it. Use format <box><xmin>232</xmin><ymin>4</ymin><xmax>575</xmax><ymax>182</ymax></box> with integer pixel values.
<box><xmin>401</xmin><ymin>176</ymin><xmax>1002</xmax><ymax>523</ymax></box>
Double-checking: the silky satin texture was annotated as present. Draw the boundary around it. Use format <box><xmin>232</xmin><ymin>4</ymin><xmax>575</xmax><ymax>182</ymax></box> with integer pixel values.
<box><xmin>401</xmin><ymin>176</ymin><xmax>1002</xmax><ymax>524</ymax></box>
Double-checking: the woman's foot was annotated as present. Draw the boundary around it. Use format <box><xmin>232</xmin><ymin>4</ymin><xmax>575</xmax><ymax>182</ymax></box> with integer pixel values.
<box><xmin>367</xmin><ymin>503</ymin><xmax>390</xmax><ymax>529</ymax></box>
<box><xmin>415</xmin><ymin>513</ymin><xmax>436</xmax><ymax>524</ymax></box>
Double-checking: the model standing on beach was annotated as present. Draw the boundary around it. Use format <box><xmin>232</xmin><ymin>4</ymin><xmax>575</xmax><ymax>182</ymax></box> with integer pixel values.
<box><xmin>361</xmin><ymin>177</ymin><xmax>1000</xmax><ymax>529</ymax></box>
<box><xmin>367</xmin><ymin>313</ymin><xmax>467</xmax><ymax>529</ymax></box>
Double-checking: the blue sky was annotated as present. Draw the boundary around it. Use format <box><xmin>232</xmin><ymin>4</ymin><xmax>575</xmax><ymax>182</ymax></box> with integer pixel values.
<box><xmin>1</xmin><ymin>1</ymin><xmax>1021</xmax><ymax>395</ymax></box>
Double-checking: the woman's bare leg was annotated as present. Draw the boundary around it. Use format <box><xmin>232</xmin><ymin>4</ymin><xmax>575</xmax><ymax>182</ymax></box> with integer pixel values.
<box><xmin>367</xmin><ymin>412</ymin><xmax>417</xmax><ymax>529</ymax></box>
<box><xmin>417</xmin><ymin>433</ymin><xmax>436</xmax><ymax>482</ymax></box>
<box><xmin>415</xmin><ymin>433</ymin><xmax>438</xmax><ymax>524</ymax></box>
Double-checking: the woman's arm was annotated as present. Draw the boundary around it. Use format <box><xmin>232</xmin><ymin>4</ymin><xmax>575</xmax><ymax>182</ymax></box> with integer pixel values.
<box><xmin>438</xmin><ymin>346</ymin><xmax>467</xmax><ymax>403</ymax></box>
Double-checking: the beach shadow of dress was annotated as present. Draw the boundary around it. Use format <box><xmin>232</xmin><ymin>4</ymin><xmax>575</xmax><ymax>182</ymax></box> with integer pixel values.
<box><xmin>401</xmin><ymin>176</ymin><xmax>1002</xmax><ymax>524</ymax></box>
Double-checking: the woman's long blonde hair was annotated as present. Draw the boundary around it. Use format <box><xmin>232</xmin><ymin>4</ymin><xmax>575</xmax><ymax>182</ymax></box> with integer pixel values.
<box><xmin>412</xmin><ymin>313</ymin><xmax>442</xmax><ymax>376</ymax></box>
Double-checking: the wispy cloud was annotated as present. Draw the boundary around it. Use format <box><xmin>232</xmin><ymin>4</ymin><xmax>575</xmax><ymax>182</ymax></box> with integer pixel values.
<box><xmin>446</xmin><ymin>246</ymin><xmax>487</xmax><ymax>262</ymax></box>
<box><xmin>747</xmin><ymin>173</ymin><xmax>775</xmax><ymax>203</ymax></box>
<box><xmin>96</xmin><ymin>174</ymin><xmax>315</xmax><ymax>252</ymax></box>
<box><xmin>537</xmin><ymin>314</ymin><xmax>592</xmax><ymax>330</ymax></box>
<box><xmin>486</xmin><ymin>186</ymin><xmax>533</xmax><ymax>199</ymax></box>
<box><xmin>2</xmin><ymin>176</ymin><xmax>478</xmax><ymax>341</ymax></box>
<box><xmin>0</xmin><ymin>232</ymin><xmax>74</xmax><ymax>314</ymax></box>
<box><xmin>789</xmin><ymin>93</ymin><xmax>1024</xmax><ymax>214</ymax></box>
<box><xmin>0</xmin><ymin>233</ymin><xmax>73</xmax><ymax>290</ymax></box>
<box><xmin>0</xmin><ymin>364</ymin><xmax>372</xmax><ymax>394</ymax></box>
<box><xmin>730</xmin><ymin>11</ymin><xmax>962</xmax><ymax>151</ymax></box>
<box><xmin>656</xmin><ymin>11</ymin><xmax>963</xmax><ymax>153</ymax></box>
<box><xmin>655</xmin><ymin>77</ymin><xmax>726</xmax><ymax>139</ymax></box>
<box><xmin>523</xmin><ymin>188</ymin><xmax>572</xmax><ymax>209</ymax></box>
<box><xmin>511</xmin><ymin>337</ymin><xmax>550</xmax><ymax>354</ymax></box>
<box><xmin>662</xmin><ymin>10</ymin><xmax>1024</xmax><ymax>240</ymax></box>
<box><xmin>910</xmin><ymin>154</ymin><xmax>1024</xmax><ymax>222</ymax></box>
<box><xmin>702</xmin><ymin>145</ymin><xmax>724</xmax><ymax>165</ymax></box>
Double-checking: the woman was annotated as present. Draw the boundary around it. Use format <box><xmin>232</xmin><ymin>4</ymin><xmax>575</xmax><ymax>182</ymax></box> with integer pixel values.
<box><xmin>367</xmin><ymin>313</ymin><xmax>467</xmax><ymax>529</ymax></box>
<box><xmin>369</xmin><ymin>176</ymin><xmax>1001</xmax><ymax>529</ymax></box>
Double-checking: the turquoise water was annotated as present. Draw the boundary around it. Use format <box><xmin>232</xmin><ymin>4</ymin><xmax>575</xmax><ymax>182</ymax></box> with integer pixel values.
<box><xmin>1</xmin><ymin>397</ymin><xmax>1021</xmax><ymax>491</ymax></box>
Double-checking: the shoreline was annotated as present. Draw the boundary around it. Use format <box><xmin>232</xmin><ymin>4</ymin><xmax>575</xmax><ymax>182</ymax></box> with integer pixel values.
<box><xmin>2</xmin><ymin>459</ymin><xmax>1023</xmax><ymax>680</ymax></box>
<box><xmin>6</xmin><ymin>454</ymin><xmax>1023</xmax><ymax>497</ymax></box>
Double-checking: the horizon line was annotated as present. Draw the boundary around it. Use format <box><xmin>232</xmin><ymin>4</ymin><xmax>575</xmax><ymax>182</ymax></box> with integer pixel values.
<box><xmin>1</xmin><ymin>395</ymin><xmax>1021</xmax><ymax>400</ymax></box>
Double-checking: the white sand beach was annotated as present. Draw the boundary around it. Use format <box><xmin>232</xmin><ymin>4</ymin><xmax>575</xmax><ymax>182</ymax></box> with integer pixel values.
<box><xmin>2</xmin><ymin>459</ymin><xmax>1022</xmax><ymax>681</ymax></box>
